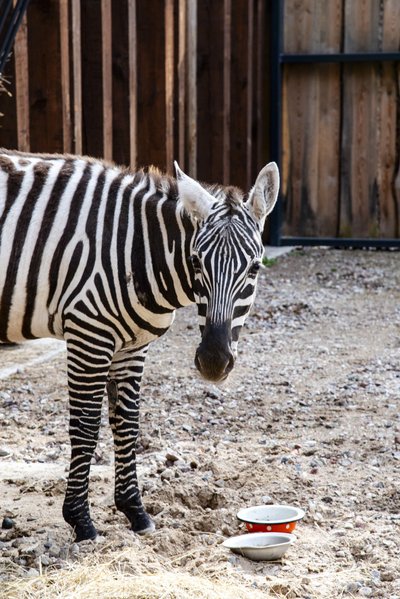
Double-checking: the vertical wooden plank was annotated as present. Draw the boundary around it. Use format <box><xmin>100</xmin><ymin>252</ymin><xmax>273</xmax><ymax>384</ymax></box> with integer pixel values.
<box><xmin>27</xmin><ymin>0</ymin><xmax>63</xmax><ymax>152</ymax></box>
<box><xmin>128</xmin><ymin>0</ymin><xmax>137</xmax><ymax>167</ymax></box>
<box><xmin>136</xmin><ymin>0</ymin><xmax>166</xmax><ymax>170</ymax></box>
<box><xmin>81</xmin><ymin>0</ymin><xmax>102</xmax><ymax>157</ymax></box>
<box><xmin>255</xmin><ymin>0</ymin><xmax>265</xmax><ymax>176</ymax></box>
<box><xmin>71</xmin><ymin>0</ymin><xmax>82</xmax><ymax>155</ymax></box>
<box><xmin>112</xmin><ymin>0</ymin><xmax>130</xmax><ymax>166</ymax></box>
<box><xmin>187</xmin><ymin>0</ymin><xmax>197</xmax><ymax>177</ymax></box>
<box><xmin>340</xmin><ymin>0</ymin><xmax>381</xmax><ymax>237</ymax></box>
<box><xmin>13</xmin><ymin>0</ymin><xmax>29</xmax><ymax>151</ymax></box>
<box><xmin>229</xmin><ymin>0</ymin><xmax>250</xmax><ymax>190</ymax></box>
<box><xmin>377</xmin><ymin>0</ymin><xmax>400</xmax><ymax>237</ymax></box>
<box><xmin>282</xmin><ymin>0</ymin><xmax>342</xmax><ymax>237</ymax></box>
<box><xmin>165</xmin><ymin>0</ymin><xmax>174</xmax><ymax>174</ymax></box>
<box><xmin>102</xmin><ymin>0</ymin><xmax>112</xmax><ymax>161</ymax></box>
<box><xmin>178</xmin><ymin>0</ymin><xmax>186</xmax><ymax>170</ymax></box>
<box><xmin>222</xmin><ymin>0</ymin><xmax>231</xmax><ymax>184</ymax></box>
<box><xmin>246</xmin><ymin>0</ymin><xmax>254</xmax><ymax>189</ymax></box>
<box><xmin>197</xmin><ymin>0</ymin><xmax>223</xmax><ymax>182</ymax></box>
<box><xmin>59</xmin><ymin>0</ymin><xmax>71</xmax><ymax>153</ymax></box>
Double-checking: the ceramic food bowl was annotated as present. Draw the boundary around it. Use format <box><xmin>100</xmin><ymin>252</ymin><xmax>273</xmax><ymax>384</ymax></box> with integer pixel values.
<box><xmin>237</xmin><ymin>504</ymin><xmax>305</xmax><ymax>533</ymax></box>
<box><xmin>223</xmin><ymin>532</ymin><xmax>296</xmax><ymax>561</ymax></box>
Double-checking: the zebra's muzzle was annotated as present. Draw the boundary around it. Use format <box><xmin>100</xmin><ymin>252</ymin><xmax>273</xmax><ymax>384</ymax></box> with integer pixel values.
<box><xmin>194</xmin><ymin>323</ymin><xmax>235</xmax><ymax>382</ymax></box>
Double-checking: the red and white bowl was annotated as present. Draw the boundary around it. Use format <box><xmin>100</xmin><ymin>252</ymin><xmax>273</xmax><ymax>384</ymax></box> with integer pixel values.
<box><xmin>237</xmin><ymin>504</ymin><xmax>305</xmax><ymax>533</ymax></box>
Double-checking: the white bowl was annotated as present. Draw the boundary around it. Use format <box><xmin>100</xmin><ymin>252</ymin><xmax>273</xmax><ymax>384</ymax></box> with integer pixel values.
<box><xmin>222</xmin><ymin>532</ymin><xmax>296</xmax><ymax>561</ymax></box>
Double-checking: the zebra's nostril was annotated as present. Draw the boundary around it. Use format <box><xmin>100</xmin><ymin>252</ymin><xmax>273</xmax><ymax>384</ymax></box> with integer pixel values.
<box><xmin>194</xmin><ymin>348</ymin><xmax>234</xmax><ymax>382</ymax></box>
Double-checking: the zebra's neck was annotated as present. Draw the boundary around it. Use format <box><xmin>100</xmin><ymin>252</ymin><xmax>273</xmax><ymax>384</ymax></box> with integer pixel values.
<box><xmin>128</xmin><ymin>172</ymin><xmax>197</xmax><ymax>313</ymax></box>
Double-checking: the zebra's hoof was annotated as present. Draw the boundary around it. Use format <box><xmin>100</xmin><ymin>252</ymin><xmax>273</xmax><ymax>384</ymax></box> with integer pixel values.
<box><xmin>74</xmin><ymin>522</ymin><xmax>97</xmax><ymax>542</ymax></box>
<box><xmin>132</xmin><ymin>512</ymin><xmax>156</xmax><ymax>535</ymax></box>
<box><xmin>134</xmin><ymin>520</ymin><xmax>156</xmax><ymax>535</ymax></box>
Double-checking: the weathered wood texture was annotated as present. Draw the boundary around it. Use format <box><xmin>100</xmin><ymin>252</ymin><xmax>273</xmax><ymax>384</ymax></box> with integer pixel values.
<box><xmin>283</xmin><ymin>0</ymin><xmax>400</xmax><ymax>239</ymax></box>
<box><xmin>27</xmin><ymin>0</ymin><xmax>63</xmax><ymax>152</ymax></box>
<box><xmin>0</xmin><ymin>0</ymin><xmax>269</xmax><ymax>193</ymax></box>
<box><xmin>282</xmin><ymin>0</ymin><xmax>342</xmax><ymax>237</ymax></box>
<box><xmin>340</xmin><ymin>0</ymin><xmax>400</xmax><ymax>238</ymax></box>
<box><xmin>1</xmin><ymin>0</ymin><xmax>399</xmax><ymax>240</ymax></box>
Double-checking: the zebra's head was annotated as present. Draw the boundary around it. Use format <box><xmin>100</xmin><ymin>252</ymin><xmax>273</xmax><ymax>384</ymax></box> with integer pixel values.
<box><xmin>176</xmin><ymin>162</ymin><xmax>279</xmax><ymax>383</ymax></box>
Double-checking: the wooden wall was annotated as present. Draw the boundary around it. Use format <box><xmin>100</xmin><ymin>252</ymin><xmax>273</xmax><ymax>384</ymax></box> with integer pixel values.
<box><xmin>1</xmin><ymin>0</ymin><xmax>400</xmax><ymax>240</ymax></box>
<box><xmin>282</xmin><ymin>0</ymin><xmax>400</xmax><ymax>239</ymax></box>
<box><xmin>0</xmin><ymin>0</ymin><xmax>267</xmax><ymax>192</ymax></box>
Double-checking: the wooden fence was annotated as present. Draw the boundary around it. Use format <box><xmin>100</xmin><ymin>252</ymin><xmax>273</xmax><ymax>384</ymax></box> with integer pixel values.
<box><xmin>0</xmin><ymin>0</ymin><xmax>399</xmax><ymax>241</ymax></box>
<box><xmin>281</xmin><ymin>0</ymin><xmax>400</xmax><ymax>240</ymax></box>
<box><xmin>0</xmin><ymin>0</ymin><xmax>266</xmax><ymax>192</ymax></box>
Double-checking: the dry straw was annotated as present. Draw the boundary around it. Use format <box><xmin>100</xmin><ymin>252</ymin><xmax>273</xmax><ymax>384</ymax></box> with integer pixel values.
<box><xmin>1</xmin><ymin>547</ymin><xmax>269</xmax><ymax>599</ymax></box>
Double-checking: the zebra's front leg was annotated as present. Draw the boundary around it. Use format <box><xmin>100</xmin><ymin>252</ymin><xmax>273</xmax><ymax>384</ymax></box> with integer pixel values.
<box><xmin>62</xmin><ymin>338</ymin><xmax>112</xmax><ymax>542</ymax></box>
<box><xmin>107</xmin><ymin>345</ymin><xmax>155</xmax><ymax>534</ymax></box>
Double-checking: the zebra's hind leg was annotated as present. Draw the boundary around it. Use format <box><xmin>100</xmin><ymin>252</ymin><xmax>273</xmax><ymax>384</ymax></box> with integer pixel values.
<box><xmin>107</xmin><ymin>345</ymin><xmax>155</xmax><ymax>534</ymax></box>
<box><xmin>62</xmin><ymin>336</ymin><xmax>113</xmax><ymax>542</ymax></box>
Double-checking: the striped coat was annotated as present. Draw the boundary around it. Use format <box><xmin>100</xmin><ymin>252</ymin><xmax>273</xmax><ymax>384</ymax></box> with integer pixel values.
<box><xmin>0</xmin><ymin>149</ymin><xmax>279</xmax><ymax>540</ymax></box>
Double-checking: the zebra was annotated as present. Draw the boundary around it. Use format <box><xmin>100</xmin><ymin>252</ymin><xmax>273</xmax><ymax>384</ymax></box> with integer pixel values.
<box><xmin>0</xmin><ymin>148</ymin><xmax>279</xmax><ymax>541</ymax></box>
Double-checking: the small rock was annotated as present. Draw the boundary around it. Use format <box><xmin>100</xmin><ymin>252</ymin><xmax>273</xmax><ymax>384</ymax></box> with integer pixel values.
<box><xmin>70</xmin><ymin>543</ymin><xmax>80</xmax><ymax>556</ymax></box>
<box><xmin>165</xmin><ymin>449</ymin><xmax>180</xmax><ymax>462</ymax></box>
<box><xmin>359</xmin><ymin>587</ymin><xmax>373</xmax><ymax>597</ymax></box>
<box><xmin>321</xmin><ymin>496</ymin><xmax>333</xmax><ymax>504</ymax></box>
<box><xmin>354</xmin><ymin>516</ymin><xmax>367</xmax><ymax>529</ymax></box>
<box><xmin>40</xmin><ymin>554</ymin><xmax>50</xmax><ymax>566</ymax></box>
<box><xmin>182</xmin><ymin>424</ymin><xmax>192</xmax><ymax>433</ymax></box>
<box><xmin>381</xmin><ymin>570</ymin><xmax>396</xmax><ymax>582</ymax></box>
<box><xmin>48</xmin><ymin>545</ymin><xmax>61</xmax><ymax>558</ymax></box>
<box><xmin>347</xmin><ymin>582</ymin><xmax>363</xmax><ymax>593</ymax></box>
<box><xmin>21</xmin><ymin>543</ymin><xmax>43</xmax><ymax>559</ymax></box>
<box><xmin>176</xmin><ymin>460</ymin><xmax>190</xmax><ymax>473</ymax></box>
<box><xmin>221</xmin><ymin>524</ymin><xmax>233</xmax><ymax>536</ymax></box>
<box><xmin>333</xmin><ymin>529</ymin><xmax>347</xmax><ymax>537</ymax></box>
<box><xmin>161</xmin><ymin>468</ymin><xmax>174</xmax><ymax>481</ymax></box>
<box><xmin>1</xmin><ymin>517</ymin><xmax>15</xmax><ymax>530</ymax></box>
<box><xmin>24</xmin><ymin>568</ymin><xmax>39</xmax><ymax>578</ymax></box>
<box><xmin>261</xmin><ymin>495</ymin><xmax>273</xmax><ymax>505</ymax></box>
<box><xmin>59</xmin><ymin>546</ymin><xmax>70</xmax><ymax>560</ymax></box>
<box><xmin>3</xmin><ymin>548</ymin><xmax>19</xmax><ymax>558</ymax></box>
<box><xmin>304</xmin><ymin>447</ymin><xmax>317</xmax><ymax>456</ymax></box>
<box><xmin>0</xmin><ymin>448</ymin><xmax>11</xmax><ymax>457</ymax></box>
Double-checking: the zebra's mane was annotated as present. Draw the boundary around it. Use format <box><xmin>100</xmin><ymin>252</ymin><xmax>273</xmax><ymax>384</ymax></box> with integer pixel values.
<box><xmin>204</xmin><ymin>183</ymin><xmax>245</xmax><ymax>214</ymax></box>
<box><xmin>0</xmin><ymin>148</ymin><xmax>245</xmax><ymax>214</ymax></box>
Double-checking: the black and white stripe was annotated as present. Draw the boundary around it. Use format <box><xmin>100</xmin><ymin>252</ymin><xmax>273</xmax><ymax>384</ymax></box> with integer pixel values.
<box><xmin>0</xmin><ymin>149</ymin><xmax>279</xmax><ymax>541</ymax></box>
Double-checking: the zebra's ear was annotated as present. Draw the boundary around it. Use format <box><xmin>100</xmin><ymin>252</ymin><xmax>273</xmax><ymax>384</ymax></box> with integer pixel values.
<box><xmin>246</xmin><ymin>162</ymin><xmax>280</xmax><ymax>227</ymax></box>
<box><xmin>174</xmin><ymin>161</ymin><xmax>216</xmax><ymax>221</ymax></box>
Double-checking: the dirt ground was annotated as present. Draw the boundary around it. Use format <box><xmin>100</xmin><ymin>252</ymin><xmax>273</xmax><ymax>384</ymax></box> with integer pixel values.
<box><xmin>0</xmin><ymin>247</ymin><xmax>399</xmax><ymax>599</ymax></box>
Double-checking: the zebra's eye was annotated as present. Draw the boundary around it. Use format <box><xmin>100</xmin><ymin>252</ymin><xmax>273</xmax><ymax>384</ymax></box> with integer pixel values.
<box><xmin>248</xmin><ymin>262</ymin><xmax>261</xmax><ymax>277</ymax></box>
<box><xmin>190</xmin><ymin>255</ymin><xmax>202</xmax><ymax>274</ymax></box>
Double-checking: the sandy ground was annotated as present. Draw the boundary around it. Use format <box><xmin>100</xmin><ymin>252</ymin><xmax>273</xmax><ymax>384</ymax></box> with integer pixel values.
<box><xmin>0</xmin><ymin>247</ymin><xmax>399</xmax><ymax>598</ymax></box>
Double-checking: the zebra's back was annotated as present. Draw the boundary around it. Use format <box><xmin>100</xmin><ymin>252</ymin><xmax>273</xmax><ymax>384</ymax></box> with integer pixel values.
<box><xmin>0</xmin><ymin>150</ymin><xmax>131</xmax><ymax>343</ymax></box>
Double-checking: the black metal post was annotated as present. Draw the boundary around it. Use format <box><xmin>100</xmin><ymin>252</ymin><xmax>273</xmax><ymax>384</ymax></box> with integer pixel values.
<box><xmin>268</xmin><ymin>0</ymin><xmax>283</xmax><ymax>246</ymax></box>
